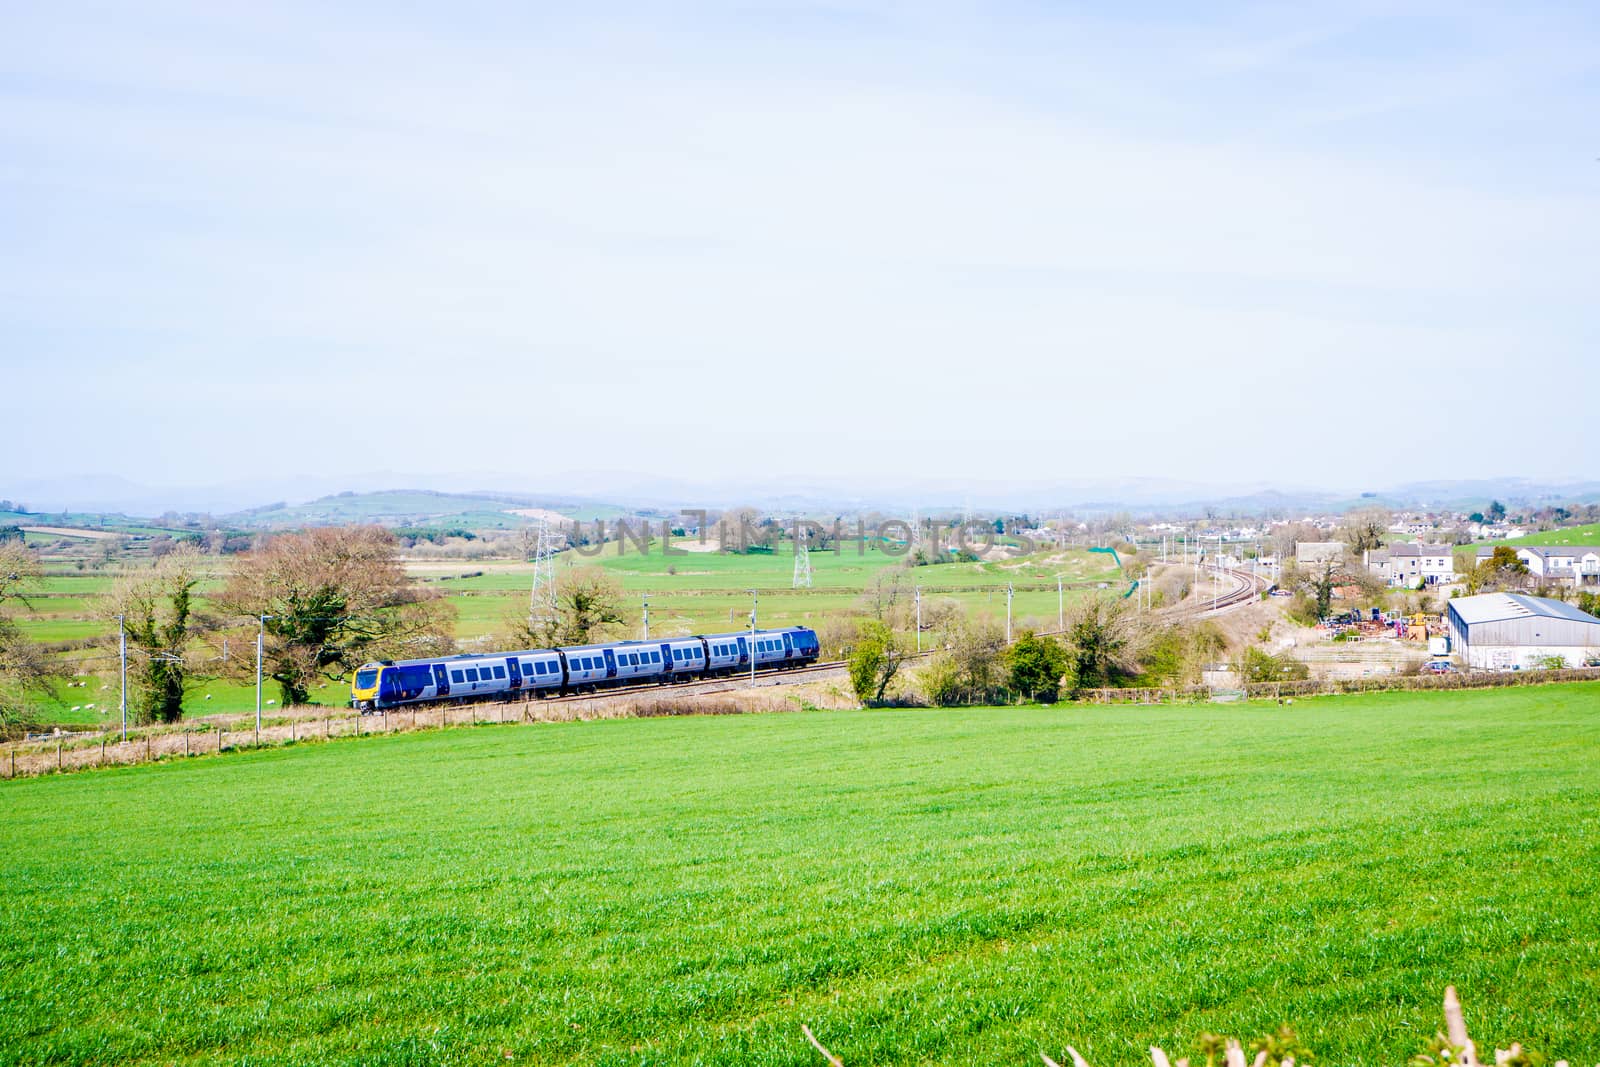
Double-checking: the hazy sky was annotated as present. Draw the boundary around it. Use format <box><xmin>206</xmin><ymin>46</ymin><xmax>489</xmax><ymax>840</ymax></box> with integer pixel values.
<box><xmin>4</xmin><ymin>2</ymin><xmax>1598</xmax><ymax>499</ymax></box>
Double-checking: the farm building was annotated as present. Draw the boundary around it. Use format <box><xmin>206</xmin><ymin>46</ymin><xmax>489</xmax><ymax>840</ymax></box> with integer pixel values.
<box><xmin>1446</xmin><ymin>593</ymin><xmax>1600</xmax><ymax>670</ymax></box>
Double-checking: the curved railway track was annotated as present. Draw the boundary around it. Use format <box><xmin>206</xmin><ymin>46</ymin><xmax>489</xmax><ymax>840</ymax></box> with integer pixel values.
<box><xmin>1167</xmin><ymin>566</ymin><xmax>1272</xmax><ymax>618</ymax></box>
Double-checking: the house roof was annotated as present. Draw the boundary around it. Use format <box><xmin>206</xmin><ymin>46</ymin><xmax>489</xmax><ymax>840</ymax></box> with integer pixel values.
<box><xmin>1449</xmin><ymin>592</ymin><xmax>1600</xmax><ymax>627</ymax></box>
<box><xmin>1475</xmin><ymin>544</ymin><xmax>1594</xmax><ymax>560</ymax></box>
<box><xmin>1387</xmin><ymin>542</ymin><xmax>1451</xmax><ymax>557</ymax></box>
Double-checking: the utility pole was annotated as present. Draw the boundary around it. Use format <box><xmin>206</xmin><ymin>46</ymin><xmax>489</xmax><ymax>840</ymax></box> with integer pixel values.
<box><xmin>747</xmin><ymin>589</ymin><xmax>758</xmax><ymax>683</ymax></box>
<box><xmin>116</xmin><ymin>614</ymin><xmax>127</xmax><ymax>742</ymax></box>
<box><xmin>1006</xmin><ymin>582</ymin><xmax>1014</xmax><ymax>643</ymax></box>
<box><xmin>1056</xmin><ymin>574</ymin><xmax>1064</xmax><ymax>631</ymax></box>
<box><xmin>914</xmin><ymin>587</ymin><xmax>921</xmax><ymax>653</ymax></box>
<box><xmin>255</xmin><ymin>614</ymin><xmax>272</xmax><ymax>741</ymax></box>
<box><xmin>642</xmin><ymin>593</ymin><xmax>649</xmax><ymax>640</ymax></box>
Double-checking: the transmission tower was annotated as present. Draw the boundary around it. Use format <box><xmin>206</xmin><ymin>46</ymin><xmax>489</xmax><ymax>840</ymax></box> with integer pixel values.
<box><xmin>909</xmin><ymin>505</ymin><xmax>923</xmax><ymax>552</ymax></box>
<box><xmin>792</xmin><ymin>526</ymin><xmax>813</xmax><ymax>588</ymax></box>
<box><xmin>528</xmin><ymin>516</ymin><xmax>560</xmax><ymax>630</ymax></box>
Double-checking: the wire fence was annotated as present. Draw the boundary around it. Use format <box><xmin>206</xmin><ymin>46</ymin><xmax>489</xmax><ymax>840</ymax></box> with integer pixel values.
<box><xmin>1082</xmin><ymin>665</ymin><xmax>1600</xmax><ymax>705</ymax></box>
<box><xmin>1</xmin><ymin>683</ymin><xmax>856</xmax><ymax>780</ymax></box>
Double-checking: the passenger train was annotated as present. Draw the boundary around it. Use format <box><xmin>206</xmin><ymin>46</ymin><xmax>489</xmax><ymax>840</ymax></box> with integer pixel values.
<box><xmin>349</xmin><ymin>626</ymin><xmax>822</xmax><ymax>711</ymax></box>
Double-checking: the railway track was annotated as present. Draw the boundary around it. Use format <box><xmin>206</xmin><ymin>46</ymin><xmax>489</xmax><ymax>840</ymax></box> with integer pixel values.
<box><xmin>1193</xmin><ymin>567</ymin><xmax>1271</xmax><ymax>616</ymax></box>
<box><xmin>410</xmin><ymin>576</ymin><xmax>1274</xmax><ymax>714</ymax></box>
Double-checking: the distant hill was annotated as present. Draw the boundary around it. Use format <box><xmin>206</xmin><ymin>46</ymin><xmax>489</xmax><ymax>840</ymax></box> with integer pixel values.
<box><xmin>223</xmin><ymin>490</ymin><xmax>636</xmax><ymax>529</ymax></box>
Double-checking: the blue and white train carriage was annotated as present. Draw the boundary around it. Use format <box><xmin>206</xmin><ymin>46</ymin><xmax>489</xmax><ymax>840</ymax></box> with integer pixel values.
<box><xmin>350</xmin><ymin>626</ymin><xmax>821</xmax><ymax>711</ymax></box>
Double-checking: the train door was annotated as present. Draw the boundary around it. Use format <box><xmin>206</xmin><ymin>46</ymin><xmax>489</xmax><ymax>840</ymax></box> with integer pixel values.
<box><xmin>506</xmin><ymin>657</ymin><xmax>521</xmax><ymax>690</ymax></box>
<box><xmin>736</xmin><ymin>635</ymin><xmax>748</xmax><ymax>665</ymax></box>
<box><xmin>660</xmin><ymin>643</ymin><xmax>673</xmax><ymax>674</ymax></box>
<box><xmin>603</xmin><ymin>647</ymin><xmax>617</xmax><ymax>678</ymax></box>
<box><xmin>782</xmin><ymin>632</ymin><xmax>794</xmax><ymax>660</ymax></box>
<box><xmin>433</xmin><ymin>663</ymin><xmax>450</xmax><ymax>697</ymax></box>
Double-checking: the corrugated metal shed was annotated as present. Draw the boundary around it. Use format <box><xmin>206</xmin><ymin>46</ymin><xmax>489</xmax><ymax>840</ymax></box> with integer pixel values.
<box><xmin>1447</xmin><ymin>593</ymin><xmax>1600</xmax><ymax>667</ymax></box>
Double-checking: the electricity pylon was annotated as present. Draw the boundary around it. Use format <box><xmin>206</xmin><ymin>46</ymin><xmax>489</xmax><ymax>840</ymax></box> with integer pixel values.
<box><xmin>792</xmin><ymin>526</ymin><xmax>813</xmax><ymax>588</ymax></box>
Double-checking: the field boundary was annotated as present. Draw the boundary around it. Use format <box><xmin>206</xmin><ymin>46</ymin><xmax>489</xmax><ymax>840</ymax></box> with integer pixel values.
<box><xmin>0</xmin><ymin>682</ymin><xmax>857</xmax><ymax>781</ymax></box>
<box><xmin>1083</xmin><ymin>665</ymin><xmax>1600</xmax><ymax>704</ymax></box>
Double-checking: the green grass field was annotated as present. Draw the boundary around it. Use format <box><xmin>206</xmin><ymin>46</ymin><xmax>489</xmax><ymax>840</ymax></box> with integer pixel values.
<box><xmin>1492</xmin><ymin>522</ymin><xmax>1600</xmax><ymax>548</ymax></box>
<box><xmin>3</xmin><ymin>684</ymin><xmax>1597</xmax><ymax>1066</ymax></box>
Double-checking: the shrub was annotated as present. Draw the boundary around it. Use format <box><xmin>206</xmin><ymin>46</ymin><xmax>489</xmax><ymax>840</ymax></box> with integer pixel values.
<box><xmin>1005</xmin><ymin>631</ymin><xmax>1068</xmax><ymax>703</ymax></box>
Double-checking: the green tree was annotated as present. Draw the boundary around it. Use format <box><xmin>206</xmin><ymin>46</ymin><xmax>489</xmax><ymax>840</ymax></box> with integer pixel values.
<box><xmin>1297</xmin><ymin>559</ymin><xmax>1341</xmax><ymax>620</ymax></box>
<box><xmin>847</xmin><ymin>619</ymin><xmax>902</xmax><ymax>706</ymax></box>
<box><xmin>107</xmin><ymin>547</ymin><xmax>205</xmax><ymax>723</ymax></box>
<box><xmin>1467</xmin><ymin>546</ymin><xmax>1528</xmax><ymax>594</ymax></box>
<box><xmin>1234</xmin><ymin>646</ymin><xmax>1310</xmax><ymax>684</ymax></box>
<box><xmin>918</xmin><ymin>618</ymin><xmax>1006</xmax><ymax>706</ymax></box>
<box><xmin>1005</xmin><ymin>631</ymin><xmax>1069</xmax><ymax>702</ymax></box>
<box><xmin>1063</xmin><ymin>596</ymin><xmax>1141</xmax><ymax>694</ymax></box>
<box><xmin>1488</xmin><ymin>500</ymin><xmax>1506</xmax><ymax>522</ymax></box>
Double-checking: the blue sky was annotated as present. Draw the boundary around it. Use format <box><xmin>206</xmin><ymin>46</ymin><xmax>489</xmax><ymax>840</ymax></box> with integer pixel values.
<box><xmin>3</xmin><ymin>2</ymin><xmax>1597</xmax><ymax>501</ymax></box>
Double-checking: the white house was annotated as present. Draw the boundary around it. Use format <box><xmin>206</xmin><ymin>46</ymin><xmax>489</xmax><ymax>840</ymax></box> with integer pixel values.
<box><xmin>1475</xmin><ymin>545</ymin><xmax>1600</xmax><ymax>588</ymax></box>
<box><xmin>1367</xmin><ymin>543</ymin><xmax>1454</xmax><ymax>587</ymax></box>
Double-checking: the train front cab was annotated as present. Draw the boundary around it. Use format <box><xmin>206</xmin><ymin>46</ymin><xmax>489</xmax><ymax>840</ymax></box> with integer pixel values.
<box><xmin>351</xmin><ymin>664</ymin><xmax>383</xmax><ymax>709</ymax></box>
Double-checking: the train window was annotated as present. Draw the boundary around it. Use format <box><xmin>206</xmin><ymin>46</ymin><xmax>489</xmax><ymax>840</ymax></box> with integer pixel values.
<box><xmin>451</xmin><ymin>670</ymin><xmax>464</xmax><ymax>683</ymax></box>
<box><xmin>466</xmin><ymin>668</ymin><xmax>479</xmax><ymax>681</ymax></box>
<box><xmin>673</xmin><ymin>648</ymin><xmax>682</xmax><ymax>660</ymax></box>
<box><xmin>650</xmin><ymin>651</ymin><xmax>660</xmax><ymax>662</ymax></box>
<box><xmin>627</xmin><ymin>653</ymin><xmax>638</xmax><ymax>665</ymax></box>
<box><xmin>493</xmin><ymin>666</ymin><xmax>506</xmax><ymax>679</ymax></box>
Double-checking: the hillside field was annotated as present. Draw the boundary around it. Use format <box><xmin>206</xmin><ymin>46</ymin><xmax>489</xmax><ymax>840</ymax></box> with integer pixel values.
<box><xmin>1494</xmin><ymin>522</ymin><xmax>1600</xmax><ymax>548</ymax></box>
<box><xmin>3</xmin><ymin>684</ymin><xmax>1598</xmax><ymax>1065</ymax></box>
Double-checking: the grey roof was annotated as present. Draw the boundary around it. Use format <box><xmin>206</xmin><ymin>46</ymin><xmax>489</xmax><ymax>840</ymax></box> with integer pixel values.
<box><xmin>1476</xmin><ymin>543</ymin><xmax>1593</xmax><ymax>559</ymax></box>
<box><xmin>1387</xmin><ymin>542</ymin><xmax>1451</xmax><ymax>557</ymax></box>
<box><xmin>1449</xmin><ymin>592</ymin><xmax>1600</xmax><ymax>627</ymax></box>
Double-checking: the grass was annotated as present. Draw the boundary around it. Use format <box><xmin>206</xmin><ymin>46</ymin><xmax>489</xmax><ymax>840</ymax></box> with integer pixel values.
<box><xmin>3</xmin><ymin>683</ymin><xmax>1597</xmax><ymax>1066</ymax></box>
<box><xmin>1491</xmin><ymin>522</ymin><xmax>1600</xmax><ymax>548</ymax></box>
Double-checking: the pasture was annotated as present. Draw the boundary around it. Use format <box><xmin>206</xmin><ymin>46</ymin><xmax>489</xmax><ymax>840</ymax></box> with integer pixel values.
<box><xmin>2</xmin><ymin>683</ymin><xmax>1597</xmax><ymax>1065</ymax></box>
<box><xmin>1494</xmin><ymin>522</ymin><xmax>1600</xmax><ymax>548</ymax></box>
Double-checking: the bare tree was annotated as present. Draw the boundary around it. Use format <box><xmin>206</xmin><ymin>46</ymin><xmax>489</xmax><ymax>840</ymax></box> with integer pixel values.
<box><xmin>0</xmin><ymin>542</ymin><xmax>54</xmax><ymax>737</ymax></box>
<box><xmin>504</xmin><ymin>565</ymin><xmax>624</xmax><ymax>648</ymax></box>
<box><xmin>1342</xmin><ymin>508</ymin><xmax>1389</xmax><ymax>554</ymax></box>
<box><xmin>219</xmin><ymin>526</ymin><xmax>454</xmax><ymax>706</ymax></box>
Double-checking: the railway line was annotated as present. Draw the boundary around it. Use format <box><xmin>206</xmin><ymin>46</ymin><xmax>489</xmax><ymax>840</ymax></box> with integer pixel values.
<box><xmin>416</xmin><ymin>570</ymin><xmax>1275</xmax><ymax>713</ymax></box>
<box><xmin>1161</xmin><ymin>565</ymin><xmax>1272</xmax><ymax>618</ymax></box>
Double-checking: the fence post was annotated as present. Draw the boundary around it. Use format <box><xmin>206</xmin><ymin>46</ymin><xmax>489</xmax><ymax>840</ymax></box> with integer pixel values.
<box><xmin>184</xmin><ymin>732</ymin><xmax>190</xmax><ymax>757</ymax></box>
<box><xmin>57</xmin><ymin>742</ymin><xmax>62</xmax><ymax>771</ymax></box>
<box><xmin>145</xmin><ymin>734</ymin><xmax>151</xmax><ymax>761</ymax></box>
